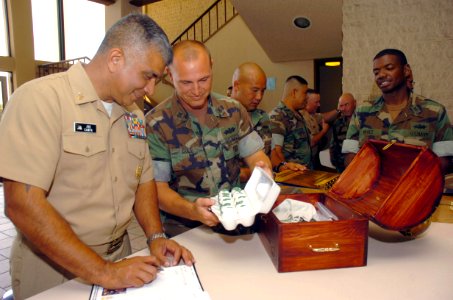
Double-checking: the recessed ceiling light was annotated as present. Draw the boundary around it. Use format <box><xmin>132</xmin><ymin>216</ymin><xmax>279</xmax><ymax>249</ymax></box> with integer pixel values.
<box><xmin>293</xmin><ymin>17</ymin><xmax>311</xmax><ymax>29</ymax></box>
<box><xmin>325</xmin><ymin>61</ymin><xmax>341</xmax><ymax>67</ymax></box>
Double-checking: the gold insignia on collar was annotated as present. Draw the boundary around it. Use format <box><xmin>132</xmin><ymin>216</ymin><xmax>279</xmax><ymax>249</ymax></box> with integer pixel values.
<box><xmin>135</xmin><ymin>165</ymin><xmax>143</xmax><ymax>180</ymax></box>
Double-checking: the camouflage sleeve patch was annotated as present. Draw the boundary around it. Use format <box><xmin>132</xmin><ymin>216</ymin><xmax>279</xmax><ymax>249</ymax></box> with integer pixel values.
<box><xmin>152</xmin><ymin>160</ymin><xmax>171</xmax><ymax>181</ymax></box>
<box><xmin>272</xmin><ymin>133</ymin><xmax>284</xmax><ymax>148</ymax></box>
<box><xmin>342</xmin><ymin>139</ymin><xmax>359</xmax><ymax>154</ymax></box>
<box><xmin>433</xmin><ymin>140</ymin><xmax>453</xmax><ymax>157</ymax></box>
<box><xmin>239</xmin><ymin>130</ymin><xmax>264</xmax><ymax>158</ymax></box>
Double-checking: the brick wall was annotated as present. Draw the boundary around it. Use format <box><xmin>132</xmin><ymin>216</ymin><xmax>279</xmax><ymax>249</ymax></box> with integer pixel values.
<box><xmin>144</xmin><ymin>0</ymin><xmax>216</xmax><ymax>42</ymax></box>
<box><xmin>342</xmin><ymin>0</ymin><xmax>453</xmax><ymax>118</ymax></box>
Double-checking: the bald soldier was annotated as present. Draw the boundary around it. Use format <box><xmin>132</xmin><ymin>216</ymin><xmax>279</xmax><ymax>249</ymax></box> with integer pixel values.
<box><xmin>146</xmin><ymin>41</ymin><xmax>272</xmax><ymax>233</ymax></box>
<box><xmin>231</xmin><ymin>62</ymin><xmax>271</xmax><ymax>181</ymax></box>
<box><xmin>231</xmin><ymin>62</ymin><xmax>271</xmax><ymax>155</ymax></box>
<box><xmin>330</xmin><ymin>93</ymin><xmax>356</xmax><ymax>172</ymax></box>
<box><xmin>343</xmin><ymin>49</ymin><xmax>453</xmax><ymax>172</ymax></box>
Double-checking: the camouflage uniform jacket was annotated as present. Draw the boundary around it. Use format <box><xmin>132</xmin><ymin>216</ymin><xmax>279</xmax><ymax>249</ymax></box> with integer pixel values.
<box><xmin>343</xmin><ymin>94</ymin><xmax>453</xmax><ymax>157</ymax></box>
<box><xmin>329</xmin><ymin>115</ymin><xmax>351</xmax><ymax>172</ymax></box>
<box><xmin>251</xmin><ymin>109</ymin><xmax>272</xmax><ymax>156</ymax></box>
<box><xmin>269</xmin><ymin>101</ymin><xmax>312</xmax><ymax>167</ymax></box>
<box><xmin>146</xmin><ymin>93</ymin><xmax>263</xmax><ymax>201</ymax></box>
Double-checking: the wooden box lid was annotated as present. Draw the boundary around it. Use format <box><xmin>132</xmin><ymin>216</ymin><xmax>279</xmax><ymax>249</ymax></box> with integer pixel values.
<box><xmin>328</xmin><ymin>139</ymin><xmax>443</xmax><ymax>231</ymax></box>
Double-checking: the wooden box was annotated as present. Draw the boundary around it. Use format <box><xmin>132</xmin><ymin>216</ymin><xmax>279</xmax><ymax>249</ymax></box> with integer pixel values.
<box><xmin>259</xmin><ymin>193</ymin><xmax>368</xmax><ymax>272</ymax></box>
<box><xmin>259</xmin><ymin>140</ymin><xmax>443</xmax><ymax>272</ymax></box>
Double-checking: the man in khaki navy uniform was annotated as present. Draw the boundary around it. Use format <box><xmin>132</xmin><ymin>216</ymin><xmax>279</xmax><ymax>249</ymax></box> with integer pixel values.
<box><xmin>0</xmin><ymin>14</ymin><xmax>193</xmax><ymax>300</ymax></box>
<box><xmin>343</xmin><ymin>48</ymin><xmax>453</xmax><ymax>173</ymax></box>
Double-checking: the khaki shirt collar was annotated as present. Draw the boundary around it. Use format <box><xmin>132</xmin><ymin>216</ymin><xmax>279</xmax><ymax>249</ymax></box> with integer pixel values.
<box><xmin>67</xmin><ymin>63</ymin><xmax>127</xmax><ymax>121</ymax></box>
<box><xmin>67</xmin><ymin>63</ymin><xmax>100</xmax><ymax>105</ymax></box>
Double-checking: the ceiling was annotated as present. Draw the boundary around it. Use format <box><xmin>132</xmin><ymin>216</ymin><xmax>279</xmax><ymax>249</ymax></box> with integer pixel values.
<box><xmin>230</xmin><ymin>0</ymin><xmax>343</xmax><ymax>62</ymax></box>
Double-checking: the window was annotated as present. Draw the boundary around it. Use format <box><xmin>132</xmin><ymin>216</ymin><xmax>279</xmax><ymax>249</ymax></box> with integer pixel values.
<box><xmin>31</xmin><ymin>0</ymin><xmax>60</xmax><ymax>61</ymax></box>
<box><xmin>0</xmin><ymin>71</ymin><xmax>12</xmax><ymax>113</ymax></box>
<box><xmin>0</xmin><ymin>0</ymin><xmax>9</xmax><ymax>56</ymax></box>
<box><xmin>32</xmin><ymin>0</ymin><xmax>105</xmax><ymax>62</ymax></box>
<box><xmin>63</xmin><ymin>0</ymin><xmax>105</xmax><ymax>60</ymax></box>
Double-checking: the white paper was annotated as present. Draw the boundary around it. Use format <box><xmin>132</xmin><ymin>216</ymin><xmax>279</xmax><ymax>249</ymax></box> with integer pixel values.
<box><xmin>89</xmin><ymin>264</ymin><xmax>210</xmax><ymax>300</ymax></box>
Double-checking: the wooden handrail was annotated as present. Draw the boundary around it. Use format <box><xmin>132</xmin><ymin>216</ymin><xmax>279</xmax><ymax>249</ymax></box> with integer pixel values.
<box><xmin>37</xmin><ymin>56</ymin><xmax>91</xmax><ymax>77</ymax></box>
<box><xmin>172</xmin><ymin>0</ymin><xmax>237</xmax><ymax>45</ymax></box>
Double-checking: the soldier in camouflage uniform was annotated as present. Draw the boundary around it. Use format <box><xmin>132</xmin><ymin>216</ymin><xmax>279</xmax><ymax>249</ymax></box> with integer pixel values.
<box><xmin>343</xmin><ymin>49</ymin><xmax>453</xmax><ymax>172</ymax></box>
<box><xmin>330</xmin><ymin>93</ymin><xmax>356</xmax><ymax>172</ymax></box>
<box><xmin>269</xmin><ymin>75</ymin><xmax>312</xmax><ymax>171</ymax></box>
<box><xmin>231</xmin><ymin>62</ymin><xmax>271</xmax><ymax>155</ymax></box>
<box><xmin>231</xmin><ymin>62</ymin><xmax>272</xmax><ymax>181</ymax></box>
<box><xmin>146</xmin><ymin>41</ymin><xmax>272</xmax><ymax>231</ymax></box>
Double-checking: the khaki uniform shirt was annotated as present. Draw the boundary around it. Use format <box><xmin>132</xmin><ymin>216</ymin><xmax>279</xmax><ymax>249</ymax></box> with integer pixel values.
<box><xmin>300</xmin><ymin>110</ymin><xmax>322</xmax><ymax>136</ymax></box>
<box><xmin>0</xmin><ymin>63</ymin><xmax>153</xmax><ymax>247</ymax></box>
<box><xmin>300</xmin><ymin>110</ymin><xmax>323</xmax><ymax>157</ymax></box>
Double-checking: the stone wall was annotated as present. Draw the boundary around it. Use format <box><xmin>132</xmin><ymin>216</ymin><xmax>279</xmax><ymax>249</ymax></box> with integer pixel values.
<box><xmin>342</xmin><ymin>0</ymin><xmax>453</xmax><ymax>118</ymax></box>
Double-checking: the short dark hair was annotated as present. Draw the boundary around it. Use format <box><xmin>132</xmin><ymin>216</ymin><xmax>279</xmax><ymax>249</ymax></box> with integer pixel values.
<box><xmin>306</xmin><ymin>88</ymin><xmax>318</xmax><ymax>95</ymax></box>
<box><xmin>285</xmin><ymin>75</ymin><xmax>308</xmax><ymax>85</ymax></box>
<box><xmin>97</xmin><ymin>13</ymin><xmax>172</xmax><ymax>65</ymax></box>
<box><xmin>373</xmin><ymin>48</ymin><xmax>408</xmax><ymax>66</ymax></box>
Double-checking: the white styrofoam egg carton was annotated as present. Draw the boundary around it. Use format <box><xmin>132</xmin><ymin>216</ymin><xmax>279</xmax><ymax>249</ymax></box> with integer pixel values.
<box><xmin>210</xmin><ymin>166</ymin><xmax>281</xmax><ymax>231</ymax></box>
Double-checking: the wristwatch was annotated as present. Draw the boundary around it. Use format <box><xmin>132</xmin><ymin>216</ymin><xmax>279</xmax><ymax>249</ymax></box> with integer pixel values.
<box><xmin>274</xmin><ymin>161</ymin><xmax>287</xmax><ymax>173</ymax></box>
<box><xmin>146</xmin><ymin>232</ymin><xmax>168</xmax><ymax>245</ymax></box>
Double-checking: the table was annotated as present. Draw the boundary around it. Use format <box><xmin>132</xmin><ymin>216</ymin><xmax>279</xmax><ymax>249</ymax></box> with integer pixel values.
<box><xmin>29</xmin><ymin>222</ymin><xmax>453</xmax><ymax>300</ymax></box>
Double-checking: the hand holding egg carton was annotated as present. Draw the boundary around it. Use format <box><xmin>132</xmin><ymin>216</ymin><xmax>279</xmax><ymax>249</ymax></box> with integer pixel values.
<box><xmin>211</xmin><ymin>167</ymin><xmax>281</xmax><ymax>231</ymax></box>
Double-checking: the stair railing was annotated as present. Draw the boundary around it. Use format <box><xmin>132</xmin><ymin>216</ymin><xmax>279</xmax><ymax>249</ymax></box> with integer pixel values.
<box><xmin>172</xmin><ymin>0</ymin><xmax>237</xmax><ymax>45</ymax></box>
<box><xmin>37</xmin><ymin>56</ymin><xmax>91</xmax><ymax>77</ymax></box>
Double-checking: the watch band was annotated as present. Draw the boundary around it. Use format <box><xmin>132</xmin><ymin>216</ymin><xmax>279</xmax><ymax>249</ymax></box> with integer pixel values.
<box><xmin>146</xmin><ymin>232</ymin><xmax>168</xmax><ymax>245</ymax></box>
<box><xmin>274</xmin><ymin>161</ymin><xmax>287</xmax><ymax>173</ymax></box>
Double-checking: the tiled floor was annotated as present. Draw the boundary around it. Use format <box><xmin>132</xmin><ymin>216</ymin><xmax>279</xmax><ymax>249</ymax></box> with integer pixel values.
<box><xmin>0</xmin><ymin>184</ymin><xmax>14</xmax><ymax>299</ymax></box>
<box><xmin>0</xmin><ymin>183</ymin><xmax>149</xmax><ymax>299</ymax></box>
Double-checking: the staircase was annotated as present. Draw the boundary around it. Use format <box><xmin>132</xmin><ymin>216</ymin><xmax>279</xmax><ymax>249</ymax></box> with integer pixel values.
<box><xmin>37</xmin><ymin>57</ymin><xmax>91</xmax><ymax>78</ymax></box>
<box><xmin>172</xmin><ymin>0</ymin><xmax>237</xmax><ymax>45</ymax></box>
<box><xmin>145</xmin><ymin>0</ymin><xmax>238</xmax><ymax>107</ymax></box>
